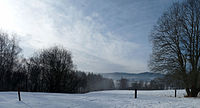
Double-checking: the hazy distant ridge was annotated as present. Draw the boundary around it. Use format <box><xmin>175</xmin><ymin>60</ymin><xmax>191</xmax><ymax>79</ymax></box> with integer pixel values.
<box><xmin>101</xmin><ymin>72</ymin><xmax>163</xmax><ymax>81</ymax></box>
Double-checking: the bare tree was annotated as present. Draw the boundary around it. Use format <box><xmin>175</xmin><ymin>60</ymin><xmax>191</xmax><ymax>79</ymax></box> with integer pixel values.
<box><xmin>28</xmin><ymin>46</ymin><xmax>74</xmax><ymax>92</ymax></box>
<box><xmin>150</xmin><ymin>0</ymin><xmax>200</xmax><ymax>97</ymax></box>
<box><xmin>0</xmin><ymin>31</ymin><xmax>21</xmax><ymax>90</ymax></box>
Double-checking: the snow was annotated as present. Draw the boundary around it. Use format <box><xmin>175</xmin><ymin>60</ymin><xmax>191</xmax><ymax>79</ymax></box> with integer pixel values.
<box><xmin>0</xmin><ymin>90</ymin><xmax>199</xmax><ymax>108</ymax></box>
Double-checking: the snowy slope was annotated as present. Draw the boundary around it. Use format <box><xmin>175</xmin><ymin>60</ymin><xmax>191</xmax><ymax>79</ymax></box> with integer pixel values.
<box><xmin>0</xmin><ymin>90</ymin><xmax>198</xmax><ymax>108</ymax></box>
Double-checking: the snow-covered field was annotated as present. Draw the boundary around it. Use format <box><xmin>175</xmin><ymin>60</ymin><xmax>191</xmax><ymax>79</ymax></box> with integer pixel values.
<box><xmin>0</xmin><ymin>90</ymin><xmax>199</xmax><ymax>108</ymax></box>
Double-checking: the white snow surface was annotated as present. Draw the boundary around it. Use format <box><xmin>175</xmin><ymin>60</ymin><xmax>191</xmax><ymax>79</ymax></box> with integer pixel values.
<box><xmin>0</xmin><ymin>90</ymin><xmax>199</xmax><ymax>108</ymax></box>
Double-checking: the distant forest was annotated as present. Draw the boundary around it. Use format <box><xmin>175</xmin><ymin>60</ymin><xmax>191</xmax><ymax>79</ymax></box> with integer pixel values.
<box><xmin>0</xmin><ymin>31</ymin><xmax>114</xmax><ymax>93</ymax></box>
<box><xmin>117</xmin><ymin>76</ymin><xmax>184</xmax><ymax>90</ymax></box>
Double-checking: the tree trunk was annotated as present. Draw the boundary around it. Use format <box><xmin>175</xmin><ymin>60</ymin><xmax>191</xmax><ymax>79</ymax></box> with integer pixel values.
<box><xmin>190</xmin><ymin>87</ymin><xmax>199</xmax><ymax>97</ymax></box>
<box><xmin>186</xmin><ymin>87</ymin><xmax>200</xmax><ymax>97</ymax></box>
<box><xmin>186</xmin><ymin>88</ymin><xmax>191</xmax><ymax>96</ymax></box>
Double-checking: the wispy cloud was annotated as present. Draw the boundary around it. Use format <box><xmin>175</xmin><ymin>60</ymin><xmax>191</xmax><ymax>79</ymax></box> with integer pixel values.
<box><xmin>0</xmin><ymin>0</ymin><xmax>176</xmax><ymax>73</ymax></box>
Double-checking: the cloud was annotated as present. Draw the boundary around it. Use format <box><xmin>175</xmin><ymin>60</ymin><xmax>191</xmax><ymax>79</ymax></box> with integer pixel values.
<box><xmin>0</xmin><ymin>0</ymin><xmax>176</xmax><ymax>73</ymax></box>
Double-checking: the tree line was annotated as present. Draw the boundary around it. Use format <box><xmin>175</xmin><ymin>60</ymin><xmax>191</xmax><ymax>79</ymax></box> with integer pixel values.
<box><xmin>0</xmin><ymin>31</ymin><xmax>114</xmax><ymax>93</ymax></box>
<box><xmin>118</xmin><ymin>76</ymin><xmax>184</xmax><ymax>90</ymax></box>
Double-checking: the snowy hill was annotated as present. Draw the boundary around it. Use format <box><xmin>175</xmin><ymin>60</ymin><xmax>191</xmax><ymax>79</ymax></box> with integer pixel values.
<box><xmin>101</xmin><ymin>72</ymin><xmax>164</xmax><ymax>81</ymax></box>
<box><xmin>0</xmin><ymin>90</ymin><xmax>198</xmax><ymax>108</ymax></box>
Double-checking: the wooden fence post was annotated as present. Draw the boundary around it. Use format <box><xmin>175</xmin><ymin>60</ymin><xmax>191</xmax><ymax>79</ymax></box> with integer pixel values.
<box><xmin>18</xmin><ymin>87</ymin><xmax>21</xmax><ymax>101</ymax></box>
<box><xmin>175</xmin><ymin>89</ymin><xmax>177</xmax><ymax>97</ymax></box>
<box><xmin>135</xmin><ymin>89</ymin><xmax>137</xmax><ymax>98</ymax></box>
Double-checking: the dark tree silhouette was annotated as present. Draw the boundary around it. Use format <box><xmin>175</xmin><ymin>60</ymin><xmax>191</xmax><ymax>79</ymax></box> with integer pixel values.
<box><xmin>0</xmin><ymin>31</ymin><xmax>21</xmax><ymax>90</ymax></box>
<box><xmin>150</xmin><ymin>0</ymin><xmax>200</xmax><ymax>97</ymax></box>
<box><xmin>27</xmin><ymin>46</ymin><xmax>74</xmax><ymax>92</ymax></box>
<box><xmin>0</xmin><ymin>31</ymin><xmax>115</xmax><ymax>93</ymax></box>
<box><xmin>26</xmin><ymin>46</ymin><xmax>114</xmax><ymax>93</ymax></box>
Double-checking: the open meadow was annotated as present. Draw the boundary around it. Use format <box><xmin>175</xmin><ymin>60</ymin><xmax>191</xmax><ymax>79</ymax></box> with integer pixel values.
<box><xmin>0</xmin><ymin>90</ymin><xmax>199</xmax><ymax>108</ymax></box>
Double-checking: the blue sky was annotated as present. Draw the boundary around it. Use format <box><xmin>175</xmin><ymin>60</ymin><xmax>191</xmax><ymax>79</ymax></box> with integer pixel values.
<box><xmin>0</xmin><ymin>0</ymin><xmax>179</xmax><ymax>73</ymax></box>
